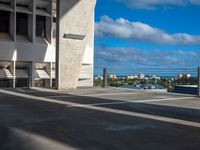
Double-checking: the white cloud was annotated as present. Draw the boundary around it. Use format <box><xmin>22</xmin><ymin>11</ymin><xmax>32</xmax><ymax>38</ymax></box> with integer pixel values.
<box><xmin>117</xmin><ymin>0</ymin><xmax>185</xmax><ymax>10</ymax></box>
<box><xmin>190</xmin><ymin>0</ymin><xmax>200</xmax><ymax>5</ymax></box>
<box><xmin>116</xmin><ymin>0</ymin><xmax>200</xmax><ymax>10</ymax></box>
<box><xmin>95</xmin><ymin>47</ymin><xmax>200</xmax><ymax>67</ymax></box>
<box><xmin>95</xmin><ymin>16</ymin><xmax>200</xmax><ymax>45</ymax></box>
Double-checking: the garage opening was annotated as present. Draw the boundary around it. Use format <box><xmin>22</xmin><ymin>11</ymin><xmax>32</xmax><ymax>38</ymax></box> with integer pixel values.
<box><xmin>16</xmin><ymin>67</ymin><xmax>28</xmax><ymax>87</ymax></box>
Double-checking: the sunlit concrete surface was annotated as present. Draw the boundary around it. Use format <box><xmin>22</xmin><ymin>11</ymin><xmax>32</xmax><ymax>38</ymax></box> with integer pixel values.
<box><xmin>0</xmin><ymin>87</ymin><xmax>200</xmax><ymax>150</ymax></box>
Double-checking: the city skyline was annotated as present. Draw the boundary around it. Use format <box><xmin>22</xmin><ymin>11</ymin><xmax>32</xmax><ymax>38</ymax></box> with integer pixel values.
<box><xmin>94</xmin><ymin>0</ymin><xmax>200</xmax><ymax>75</ymax></box>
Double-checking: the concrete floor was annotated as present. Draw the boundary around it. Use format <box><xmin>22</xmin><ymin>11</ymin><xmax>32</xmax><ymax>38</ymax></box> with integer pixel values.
<box><xmin>0</xmin><ymin>87</ymin><xmax>200</xmax><ymax>150</ymax></box>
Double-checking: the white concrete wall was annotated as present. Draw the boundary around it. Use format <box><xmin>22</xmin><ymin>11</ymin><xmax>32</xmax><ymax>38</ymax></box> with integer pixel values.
<box><xmin>0</xmin><ymin>0</ymin><xmax>95</xmax><ymax>88</ymax></box>
<box><xmin>78</xmin><ymin>10</ymin><xmax>95</xmax><ymax>86</ymax></box>
<box><xmin>56</xmin><ymin>0</ymin><xmax>96</xmax><ymax>89</ymax></box>
<box><xmin>0</xmin><ymin>40</ymin><xmax>55</xmax><ymax>62</ymax></box>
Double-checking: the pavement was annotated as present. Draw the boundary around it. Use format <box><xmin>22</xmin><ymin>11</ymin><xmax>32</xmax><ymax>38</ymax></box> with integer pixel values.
<box><xmin>0</xmin><ymin>87</ymin><xmax>200</xmax><ymax>150</ymax></box>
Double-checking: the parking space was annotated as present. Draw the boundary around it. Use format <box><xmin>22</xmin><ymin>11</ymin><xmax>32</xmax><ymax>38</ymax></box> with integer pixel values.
<box><xmin>0</xmin><ymin>87</ymin><xmax>200</xmax><ymax>150</ymax></box>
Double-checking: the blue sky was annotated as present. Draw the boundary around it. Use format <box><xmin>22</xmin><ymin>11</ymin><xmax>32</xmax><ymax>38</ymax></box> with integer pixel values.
<box><xmin>94</xmin><ymin>0</ymin><xmax>200</xmax><ymax>75</ymax></box>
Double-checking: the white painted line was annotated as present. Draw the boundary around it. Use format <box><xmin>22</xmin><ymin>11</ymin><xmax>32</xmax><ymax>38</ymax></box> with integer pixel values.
<box><xmin>132</xmin><ymin>97</ymin><xmax>195</xmax><ymax>103</ymax></box>
<box><xmin>46</xmin><ymin>92</ymin><xmax>140</xmax><ymax>98</ymax></box>
<box><xmin>81</xmin><ymin>92</ymin><xmax>140</xmax><ymax>97</ymax></box>
<box><xmin>47</xmin><ymin>95</ymin><xmax>75</xmax><ymax>98</ymax></box>
<box><xmin>66</xmin><ymin>97</ymin><xmax>196</xmax><ymax>107</ymax></box>
<box><xmin>66</xmin><ymin>101</ymin><xmax>129</xmax><ymax>107</ymax></box>
<box><xmin>0</xmin><ymin>89</ymin><xmax>200</xmax><ymax>128</ymax></box>
<box><xmin>46</xmin><ymin>95</ymin><xmax>195</xmax><ymax>107</ymax></box>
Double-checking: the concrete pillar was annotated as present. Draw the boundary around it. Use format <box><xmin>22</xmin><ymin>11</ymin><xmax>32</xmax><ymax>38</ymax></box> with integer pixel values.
<box><xmin>45</xmin><ymin>17</ymin><xmax>52</xmax><ymax>43</ymax></box>
<box><xmin>29</xmin><ymin>62</ymin><xmax>35</xmax><ymax>88</ymax></box>
<box><xmin>31</xmin><ymin>0</ymin><xmax>36</xmax><ymax>43</ymax></box>
<box><xmin>46</xmin><ymin>62</ymin><xmax>53</xmax><ymax>88</ymax></box>
<box><xmin>10</xmin><ymin>0</ymin><xmax>16</xmax><ymax>41</ymax></box>
<box><xmin>56</xmin><ymin>0</ymin><xmax>96</xmax><ymax>90</ymax></box>
<box><xmin>103</xmin><ymin>68</ymin><xmax>108</xmax><ymax>87</ymax></box>
<box><xmin>10</xmin><ymin>12</ymin><xmax>16</xmax><ymax>41</ymax></box>
<box><xmin>28</xmin><ymin>14</ymin><xmax>33</xmax><ymax>42</ymax></box>
<box><xmin>198</xmin><ymin>67</ymin><xmax>200</xmax><ymax>96</ymax></box>
<box><xmin>45</xmin><ymin>1</ymin><xmax>53</xmax><ymax>44</ymax></box>
<box><xmin>10</xmin><ymin>61</ymin><xmax>16</xmax><ymax>88</ymax></box>
<box><xmin>50</xmin><ymin>62</ymin><xmax>53</xmax><ymax>88</ymax></box>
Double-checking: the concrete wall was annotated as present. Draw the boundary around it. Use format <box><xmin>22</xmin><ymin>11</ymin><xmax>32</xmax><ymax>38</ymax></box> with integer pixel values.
<box><xmin>79</xmin><ymin>11</ymin><xmax>95</xmax><ymax>87</ymax></box>
<box><xmin>0</xmin><ymin>40</ymin><xmax>55</xmax><ymax>62</ymax></box>
<box><xmin>0</xmin><ymin>0</ymin><xmax>54</xmax><ymax>62</ymax></box>
<box><xmin>0</xmin><ymin>0</ymin><xmax>96</xmax><ymax>88</ymax></box>
<box><xmin>56</xmin><ymin>0</ymin><xmax>96</xmax><ymax>89</ymax></box>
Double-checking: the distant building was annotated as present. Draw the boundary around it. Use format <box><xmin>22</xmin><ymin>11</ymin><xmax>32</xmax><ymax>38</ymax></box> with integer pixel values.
<box><xmin>139</xmin><ymin>73</ymin><xmax>145</xmax><ymax>79</ymax></box>
<box><xmin>178</xmin><ymin>74</ymin><xmax>191</xmax><ymax>79</ymax></box>
<box><xmin>178</xmin><ymin>74</ymin><xmax>184</xmax><ymax>79</ymax></box>
<box><xmin>95</xmin><ymin>75</ymin><xmax>103</xmax><ymax>80</ymax></box>
<box><xmin>150</xmin><ymin>75</ymin><xmax>161</xmax><ymax>80</ymax></box>
<box><xmin>109</xmin><ymin>74</ymin><xmax>118</xmax><ymax>79</ymax></box>
<box><xmin>127</xmin><ymin>75</ymin><xmax>138</xmax><ymax>80</ymax></box>
<box><xmin>186</xmin><ymin>74</ymin><xmax>192</xmax><ymax>78</ymax></box>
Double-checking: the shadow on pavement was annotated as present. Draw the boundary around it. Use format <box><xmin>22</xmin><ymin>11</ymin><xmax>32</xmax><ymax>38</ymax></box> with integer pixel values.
<box><xmin>0</xmin><ymin>88</ymin><xmax>200</xmax><ymax>150</ymax></box>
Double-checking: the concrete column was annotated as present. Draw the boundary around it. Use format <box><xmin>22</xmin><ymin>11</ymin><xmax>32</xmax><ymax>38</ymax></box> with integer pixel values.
<box><xmin>45</xmin><ymin>0</ymin><xmax>53</xmax><ymax>43</ymax></box>
<box><xmin>45</xmin><ymin>17</ymin><xmax>52</xmax><ymax>43</ymax></box>
<box><xmin>46</xmin><ymin>62</ymin><xmax>53</xmax><ymax>88</ymax></box>
<box><xmin>56</xmin><ymin>0</ymin><xmax>96</xmax><ymax>90</ymax></box>
<box><xmin>198</xmin><ymin>67</ymin><xmax>200</xmax><ymax>96</ymax></box>
<box><xmin>10</xmin><ymin>0</ymin><xmax>16</xmax><ymax>41</ymax></box>
<box><xmin>29</xmin><ymin>62</ymin><xmax>35</xmax><ymax>88</ymax></box>
<box><xmin>31</xmin><ymin>0</ymin><xmax>36</xmax><ymax>43</ymax></box>
<box><xmin>28</xmin><ymin>14</ymin><xmax>33</xmax><ymax>42</ymax></box>
<box><xmin>50</xmin><ymin>62</ymin><xmax>53</xmax><ymax>88</ymax></box>
<box><xmin>103</xmin><ymin>68</ymin><xmax>108</xmax><ymax>87</ymax></box>
<box><xmin>10</xmin><ymin>61</ymin><xmax>16</xmax><ymax>88</ymax></box>
<box><xmin>10</xmin><ymin>12</ymin><xmax>15</xmax><ymax>41</ymax></box>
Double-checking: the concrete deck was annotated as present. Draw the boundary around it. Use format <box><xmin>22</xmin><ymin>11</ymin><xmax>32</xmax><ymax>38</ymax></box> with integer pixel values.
<box><xmin>0</xmin><ymin>87</ymin><xmax>200</xmax><ymax>150</ymax></box>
